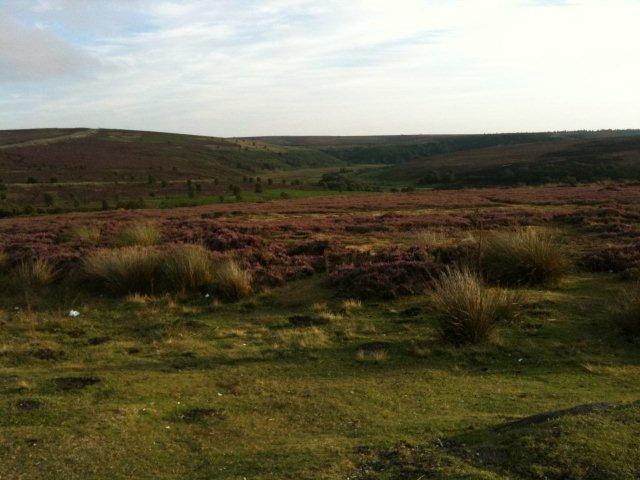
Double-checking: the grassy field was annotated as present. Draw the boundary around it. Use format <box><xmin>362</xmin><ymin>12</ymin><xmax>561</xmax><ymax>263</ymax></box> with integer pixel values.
<box><xmin>2</xmin><ymin>184</ymin><xmax>640</xmax><ymax>478</ymax></box>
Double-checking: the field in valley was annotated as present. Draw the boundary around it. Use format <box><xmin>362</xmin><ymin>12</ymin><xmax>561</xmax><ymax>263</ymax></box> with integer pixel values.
<box><xmin>2</xmin><ymin>182</ymin><xmax>640</xmax><ymax>479</ymax></box>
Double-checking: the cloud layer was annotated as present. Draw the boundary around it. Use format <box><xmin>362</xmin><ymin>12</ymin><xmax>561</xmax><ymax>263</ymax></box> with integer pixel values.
<box><xmin>1</xmin><ymin>0</ymin><xmax>639</xmax><ymax>135</ymax></box>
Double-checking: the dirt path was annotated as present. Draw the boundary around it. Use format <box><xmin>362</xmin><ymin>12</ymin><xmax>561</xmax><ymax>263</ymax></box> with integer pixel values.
<box><xmin>0</xmin><ymin>129</ymin><xmax>98</xmax><ymax>149</ymax></box>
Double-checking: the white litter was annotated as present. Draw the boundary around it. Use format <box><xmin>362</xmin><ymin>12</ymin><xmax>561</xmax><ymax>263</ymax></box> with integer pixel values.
<box><xmin>68</xmin><ymin>310</ymin><xmax>80</xmax><ymax>317</ymax></box>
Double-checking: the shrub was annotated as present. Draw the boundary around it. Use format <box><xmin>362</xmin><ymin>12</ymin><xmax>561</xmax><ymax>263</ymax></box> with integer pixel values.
<box><xmin>612</xmin><ymin>286</ymin><xmax>640</xmax><ymax>336</ymax></box>
<box><xmin>15</xmin><ymin>258</ymin><xmax>55</xmax><ymax>287</ymax></box>
<box><xmin>482</xmin><ymin>228</ymin><xmax>569</xmax><ymax>286</ymax></box>
<box><xmin>329</xmin><ymin>260</ymin><xmax>436</xmax><ymax>300</ymax></box>
<box><xmin>161</xmin><ymin>244</ymin><xmax>215</xmax><ymax>292</ymax></box>
<box><xmin>213</xmin><ymin>258</ymin><xmax>252</xmax><ymax>300</ymax></box>
<box><xmin>431</xmin><ymin>267</ymin><xmax>521</xmax><ymax>345</ymax></box>
<box><xmin>115</xmin><ymin>222</ymin><xmax>161</xmax><ymax>247</ymax></box>
<box><xmin>83</xmin><ymin>247</ymin><xmax>161</xmax><ymax>294</ymax></box>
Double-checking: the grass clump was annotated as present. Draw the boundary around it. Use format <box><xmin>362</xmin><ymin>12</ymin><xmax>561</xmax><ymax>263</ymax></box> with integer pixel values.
<box><xmin>15</xmin><ymin>259</ymin><xmax>55</xmax><ymax>287</ymax></box>
<box><xmin>115</xmin><ymin>222</ymin><xmax>161</xmax><ymax>247</ymax></box>
<box><xmin>612</xmin><ymin>285</ymin><xmax>640</xmax><ymax>337</ymax></box>
<box><xmin>65</xmin><ymin>225</ymin><xmax>101</xmax><ymax>243</ymax></box>
<box><xmin>342</xmin><ymin>299</ymin><xmax>362</xmax><ymax>314</ymax></box>
<box><xmin>213</xmin><ymin>258</ymin><xmax>252</xmax><ymax>300</ymax></box>
<box><xmin>431</xmin><ymin>267</ymin><xmax>521</xmax><ymax>345</ymax></box>
<box><xmin>83</xmin><ymin>247</ymin><xmax>161</xmax><ymax>294</ymax></box>
<box><xmin>161</xmin><ymin>244</ymin><xmax>215</xmax><ymax>292</ymax></box>
<box><xmin>482</xmin><ymin>228</ymin><xmax>570</xmax><ymax>286</ymax></box>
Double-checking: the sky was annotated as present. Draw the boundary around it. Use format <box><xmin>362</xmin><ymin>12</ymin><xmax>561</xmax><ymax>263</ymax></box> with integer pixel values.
<box><xmin>1</xmin><ymin>0</ymin><xmax>639</xmax><ymax>136</ymax></box>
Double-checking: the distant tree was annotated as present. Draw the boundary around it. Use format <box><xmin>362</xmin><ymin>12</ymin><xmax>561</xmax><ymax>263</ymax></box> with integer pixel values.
<box><xmin>280</xmin><ymin>191</ymin><xmax>290</xmax><ymax>199</ymax></box>
<box><xmin>160</xmin><ymin>180</ymin><xmax>168</xmax><ymax>188</ymax></box>
<box><xmin>267</xmin><ymin>178</ymin><xmax>273</xmax><ymax>185</ymax></box>
<box><xmin>195</xmin><ymin>183</ymin><xmax>202</xmax><ymax>192</ymax></box>
<box><xmin>27</xmin><ymin>176</ymin><xmax>37</xmax><ymax>184</ymax></box>
<box><xmin>50</xmin><ymin>177</ymin><xmax>58</xmax><ymax>184</ymax></box>
<box><xmin>254</xmin><ymin>183</ymin><xmax>263</xmax><ymax>193</ymax></box>
<box><xmin>101</xmin><ymin>199</ymin><xmax>110</xmax><ymax>210</ymax></box>
<box><xmin>230</xmin><ymin>184</ymin><xmax>241</xmax><ymax>196</ymax></box>
<box><xmin>43</xmin><ymin>193</ymin><xmax>55</xmax><ymax>206</ymax></box>
<box><xmin>148</xmin><ymin>174</ymin><xmax>156</xmax><ymax>184</ymax></box>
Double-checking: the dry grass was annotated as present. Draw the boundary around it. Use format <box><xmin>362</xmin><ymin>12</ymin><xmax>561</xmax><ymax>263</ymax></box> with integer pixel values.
<box><xmin>83</xmin><ymin>247</ymin><xmax>161</xmax><ymax>294</ymax></box>
<box><xmin>0</xmin><ymin>250</ymin><xmax>6</xmax><ymax>272</ymax></box>
<box><xmin>14</xmin><ymin>259</ymin><xmax>55</xmax><ymax>287</ymax></box>
<box><xmin>274</xmin><ymin>327</ymin><xmax>329</xmax><ymax>350</ymax></box>
<box><xmin>342</xmin><ymin>299</ymin><xmax>362</xmax><ymax>314</ymax></box>
<box><xmin>482</xmin><ymin>228</ymin><xmax>570</xmax><ymax>286</ymax></box>
<box><xmin>213</xmin><ymin>258</ymin><xmax>252</xmax><ymax>300</ymax></box>
<box><xmin>125</xmin><ymin>293</ymin><xmax>151</xmax><ymax>305</ymax></box>
<box><xmin>414</xmin><ymin>230</ymin><xmax>457</xmax><ymax>248</ymax></box>
<box><xmin>355</xmin><ymin>349</ymin><xmax>389</xmax><ymax>363</ymax></box>
<box><xmin>115</xmin><ymin>222</ymin><xmax>161</xmax><ymax>247</ymax></box>
<box><xmin>161</xmin><ymin>244</ymin><xmax>215</xmax><ymax>292</ymax></box>
<box><xmin>431</xmin><ymin>267</ymin><xmax>522</xmax><ymax>345</ymax></box>
<box><xmin>612</xmin><ymin>285</ymin><xmax>640</xmax><ymax>336</ymax></box>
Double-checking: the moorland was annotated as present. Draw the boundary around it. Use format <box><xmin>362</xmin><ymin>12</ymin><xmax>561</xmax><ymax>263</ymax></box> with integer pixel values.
<box><xmin>2</xmin><ymin>128</ymin><xmax>640</xmax><ymax>479</ymax></box>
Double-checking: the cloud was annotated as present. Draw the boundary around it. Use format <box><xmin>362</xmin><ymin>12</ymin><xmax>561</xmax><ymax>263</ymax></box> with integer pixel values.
<box><xmin>0</xmin><ymin>0</ymin><xmax>639</xmax><ymax>135</ymax></box>
<box><xmin>0</xmin><ymin>16</ymin><xmax>99</xmax><ymax>82</ymax></box>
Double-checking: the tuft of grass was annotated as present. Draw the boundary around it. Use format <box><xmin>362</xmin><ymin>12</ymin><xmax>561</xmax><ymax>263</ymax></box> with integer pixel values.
<box><xmin>431</xmin><ymin>267</ymin><xmax>521</xmax><ymax>345</ymax></box>
<box><xmin>612</xmin><ymin>285</ymin><xmax>640</xmax><ymax>336</ymax></box>
<box><xmin>161</xmin><ymin>244</ymin><xmax>215</xmax><ymax>292</ymax></box>
<box><xmin>312</xmin><ymin>302</ymin><xmax>329</xmax><ymax>314</ymax></box>
<box><xmin>66</xmin><ymin>225</ymin><xmax>101</xmax><ymax>243</ymax></box>
<box><xmin>342</xmin><ymin>299</ymin><xmax>363</xmax><ymax>314</ymax></box>
<box><xmin>125</xmin><ymin>293</ymin><xmax>151</xmax><ymax>305</ymax></box>
<box><xmin>114</xmin><ymin>222</ymin><xmax>161</xmax><ymax>247</ymax></box>
<box><xmin>83</xmin><ymin>247</ymin><xmax>161</xmax><ymax>294</ymax></box>
<box><xmin>213</xmin><ymin>258</ymin><xmax>252</xmax><ymax>300</ymax></box>
<box><xmin>275</xmin><ymin>327</ymin><xmax>329</xmax><ymax>350</ymax></box>
<box><xmin>414</xmin><ymin>230</ymin><xmax>457</xmax><ymax>248</ymax></box>
<box><xmin>482</xmin><ymin>228</ymin><xmax>570</xmax><ymax>286</ymax></box>
<box><xmin>14</xmin><ymin>259</ymin><xmax>55</xmax><ymax>287</ymax></box>
<box><xmin>355</xmin><ymin>349</ymin><xmax>389</xmax><ymax>363</ymax></box>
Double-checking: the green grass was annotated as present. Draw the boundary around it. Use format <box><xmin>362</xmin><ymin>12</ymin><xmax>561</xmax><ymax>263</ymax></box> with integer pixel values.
<box><xmin>1</xmin><ymin>272</ymin><xmax>640</xmax><ymax>479</ymax></box>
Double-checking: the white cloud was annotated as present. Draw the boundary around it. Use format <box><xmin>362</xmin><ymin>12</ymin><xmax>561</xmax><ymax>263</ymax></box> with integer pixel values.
<box><xmin>0</xmin><ymin>0</ymin><xmax>639</xmax><ymax>135</ymax></box>
<box><xmin>0</xmin><ymin>16</ymin><xmax>100</xmax><ymax>82</ymax></box>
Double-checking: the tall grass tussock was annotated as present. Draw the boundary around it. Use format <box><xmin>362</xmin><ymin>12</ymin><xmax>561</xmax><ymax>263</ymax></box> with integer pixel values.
<box><xmin>213</xmin><ymin>258</ymin><xmax>252</xmax><ymax>300</ymax></box>
<box><xmin>482</xmin><ymin>228</ymin><xmax>569</xmax><ymax>286</ymax></box>
<box><xmin>83</xmin><ymin>247</ymin><xmax>161</xmax><ymax>294</ymax></box>
<box><xmin>115</xmin><ymin>222</ymin><xmax>161</xmax><ymax>247</ymax></box>
<box><xmin>612</xmin><ymin>285</ymin><xmax>640</xmax><ymax>337</ymax></box>
<box><xmin>14</xmin><ymin>258</ymin><xmax>55</xmax><ymax>287</ymax></box>
<box><xmin>83</xmin><ymin>244</ymin><xmax>251</xmax><ymax>298</ymax></box>
<box><xmin>161</xmin><ymin>244</ymin><xmax>215</xmax><ymax>292</ymax></box>
<box><xmin>431</xmin><ymin>267</ymin><xmax>521</xmax><ymax>345</ymax></box>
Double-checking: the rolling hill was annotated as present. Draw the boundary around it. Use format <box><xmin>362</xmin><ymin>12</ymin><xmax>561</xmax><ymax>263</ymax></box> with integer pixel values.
<box><xmin>1</xmin><ymin>127</ymin><xmax>640</xmax><ymax>216</ymax></box>
<box><xmin>0</xmin><ymin>128</ymin><xmax>342</xmax><ymax>183</ymax></box>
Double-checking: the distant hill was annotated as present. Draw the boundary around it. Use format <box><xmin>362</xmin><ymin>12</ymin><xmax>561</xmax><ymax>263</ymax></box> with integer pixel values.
<box><xmin>0</xmin><ymin>128</ymin><xmax>342</xmax><ymax>183</ymax></box>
